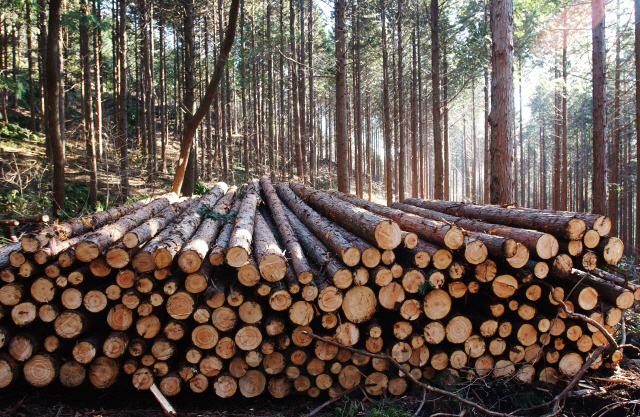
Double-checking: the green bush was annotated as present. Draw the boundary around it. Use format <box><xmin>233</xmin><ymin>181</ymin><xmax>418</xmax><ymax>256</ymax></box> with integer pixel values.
<box><xmin>194</xmin><ymin>181</ymin><xmax>210</xmax><ymax>195</ymax></box>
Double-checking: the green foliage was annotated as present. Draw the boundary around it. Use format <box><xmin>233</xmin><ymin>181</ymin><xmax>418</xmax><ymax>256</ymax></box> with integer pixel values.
<box><xmin>418</xmin><ymin>281</ymin><xmax>435</xmax><ymax>295</ymax></box>
<box><xmin>124</xmin><ymin>194</ymin><xmax>151</xmax><ymax>205</ymax></box>
<box><xmin>197</xmin><ymin>205</ymin><xmax>238</xmax><ymax>222</ymax></box>
<box><xmin>368</xmin><ymin>401</ymin><xmax>411</xmax><ymax>417</ymax></box>
<box><xmin>0</xmin><ymin>188</ymin><xmax>51</xmax><ymax>220</ymax></box>
<box><xmin>194</xmin><ymin>181</ymin><xmax>211</xmax><ymax>195</ymax></box>
<box><xmin>62</xmin><ymin>182</ymin><xmax>108</xmax><ymax>219</ymax></box>
<box><xmin>0</xmin><ymin>122</ymin><xmax>43</xmax><ymax>143</ymax></box>
<box><xmin>331</xmin><ymin>397</ymin><xmax>358</xmax><ymax>417</ymax></box>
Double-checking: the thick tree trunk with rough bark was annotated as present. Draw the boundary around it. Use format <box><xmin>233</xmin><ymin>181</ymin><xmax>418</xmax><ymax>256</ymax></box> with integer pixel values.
<box><xmin>591</xmin><ymin>0</ymin><xmax>607</xmax><ymax>214</ymax></box>
<box><xmin>46</xmin><ymin>0</ymin><xmax>65</xmax><ymax>217</ymax></box>
<box><xmin>489</xmin><ymin>0</ymin><xmax>515</xmax><ymax>205</ymax></box>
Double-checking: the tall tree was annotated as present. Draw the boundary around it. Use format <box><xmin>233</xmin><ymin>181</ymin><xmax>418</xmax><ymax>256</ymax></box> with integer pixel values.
<box><xmin>489</xmin><ymin>0</ymin><xmax>514</xmax><ymax>204</ymax></box>
<box><xmin>335</xmin><ymin>0</ymin><xmax>349</xmax><ymax>192</ymax></box>
<box><xmin>431</xmin><ymin>0</ymin><xmax>443</xmax><ymax>199</ymax></box>
<box><xmin>118</xmin><ymin>0</ymin><xmax>129</xmax><ymax>197</ymax></box>
<box><xmin>591</xmin><ymin>0</ymin><xmax>606</xmax><ymax>214</ymax></box>
<box><xmin>81</xmin><ymin>0</ymin><xmax>98</xmax><ymax>206</ymax></box>
<box><xmin>171</xmin><ymin>0</ymin><xmax>241</xmax><ymax>194</ymax></box>
<box><xmin>635</xmin><ymin>0</ymin><xmax>640</xmax><ymax>250</ymax></box>
<box><xmin>46</xmin><ymin>0</ymin><xmax>65</xmax><ymax>216</ymax></box>
<box><xmin>381</xmin><ymin>0</ymin><xmax>393</xmax><ymax>205</ymax></box>
<box><xmin>397</xmin><ymin>0</ymin><xmax>405</xmax><ymax>201</ymax></box>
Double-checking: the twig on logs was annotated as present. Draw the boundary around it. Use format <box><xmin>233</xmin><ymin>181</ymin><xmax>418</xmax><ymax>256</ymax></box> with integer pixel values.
<box><xmin>414</xmin><ymin>388</ymin><xmax>427</xmax><ymax>416</ymax></box>
<box><xmin>150</xmin><ymin>383</ymin><xmax>176</xmax><ymax>415</ymax></box>
<box><xmin>305</xmin><ymin>385</ymin><xmax>359</xmax><ymax>417</ymax></box>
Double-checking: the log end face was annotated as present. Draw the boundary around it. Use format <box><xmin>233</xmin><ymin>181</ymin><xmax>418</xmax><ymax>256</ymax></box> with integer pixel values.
<box><xmin>374</xmin><ymin>221</ymin><xmax>403</xmax><ymax>250</ymax></box>
<box><xmin>122</xmin><ymin>232</ymin><xmax>139</xmax><ymax>249</ymax></box>
<box><xmin>566</xmin><ymin>218</ymin><xmax>587</xmax><ymax>241</ymax></box>
<box><xmin>342</xmin><ymin>247</ymin><xmax>361</xmax><ymax>267</ymax></box>
<box><xmin>178</xmin><ymin>251</ymin><xmax>202</xmax><ymax>274</ymax></box>
<box><xmin>76</xmin><ymin>242</ymin><xmax>100</xmax><ymax>263</ymax></box>
<box><xmin>537</xmin><ymin>234</ymin><xmax>559</xmax><ymax>259</ymax></box>
<box><xmin>226</xmin><ymin>247</ymin><xmax>249</xmax><ymax>269</ymax></box>
<box><xmin>603</xmin><ymin>237</ymin><xmax>624</xmax><ymax>266</ymax></box>
<box><xmin>464</xmin><ymin>240</ymin><xmax>488</xmax><ymax>265</ymax></box>
<box><xmin>443</xmin><ymin>227</ymin><xmax>465</xmax><ymax>251</ymax></box>
<box><xmin>593</xmin><ymin>216</ymin><xmax>611</xmax><ymax>237</ymax></box>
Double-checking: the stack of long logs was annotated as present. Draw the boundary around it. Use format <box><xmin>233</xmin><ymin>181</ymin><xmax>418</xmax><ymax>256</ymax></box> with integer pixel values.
<box><xmin>0</xmin><ymin>176</ymin><xmax>633</xmax><ymax>403</ymax></box>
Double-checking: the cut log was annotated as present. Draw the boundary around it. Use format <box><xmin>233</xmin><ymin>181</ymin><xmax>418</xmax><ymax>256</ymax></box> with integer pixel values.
<box><xmin>54</xmin><ymin>310</ymin><xmax>88</xmax><ymax>339</ymax></box>
<box><xmin>276</xmin><ymin>183</ymin><xmax>362</xmax><ymax>266</ymax></box>
<box><xmin>178</xmin><ymin>187</ymin><xmax>237</xmax><ymax>273</ymax></box>
<box><xmin>325</xmin><ymin>189</ymin><xmax>463</xmax><ymax>250</ymax></box>
<box><xmin>153</xmin><ymin>185</ymin><xmax>230</xmax><ymax>270</ymax></box>
<box><xmin>423</xmin><ymin>289</ymin><xmax>452</xmax><ymax>320</ymax></box>
<box><xmin>594</xmin><ymin>237</ymin><xmax>624</xmax><ymax>266</ymax></box>
<box><xmin>252</xmin><ymin>211</ymin><xmax>287</xmax><ymax>282</ymax></box>
<box><xmin>292</xmin><ymin>185</ymin><xmax>403</xmax><ymax>250</ymax></box>
<box><xmin>239</xmin><ymin>369</ymin><xmax>266</xmax><ymax>398</ymax></box>
<box><xmin>583</xmin><ymin>229</ymin><xmax>601</xmax><ymax>249</ymax></box>
<box><xmin>75</xmin><ymin>193</ymin><xmax>180</xmax><ymax>262</ymax></box>
<box><xmin>561</xmin><ymin>269</ymin><xmax>634</xmax><ymax>309</ymax></box>
<box><xmin>401</xmin><ymin>199</ymin><xmax>586</xmax><ymax>241</ymax></box>
<box><xmin>397</xmin><ymin>200</ymin><xmax>560</xmax><ymax>260</ymax></box>
<box><xmin>88</xmin><ymin>356</ymin><xmax>119</xmax><ymax>389</ymax></box>
<box><xmin>22</xmin><ymin>197</ymin><xmax>159</xmax><ymax>253</ymax></box>
<box><xmin>280</xmin><ymin>203</ymin><xmax>351</xmax><ymax>288</ymax></box>
<box><xmin>226</xmin><ymin>180</ymin><xmax>261</xmax><ymax>268</ymax></box>
<box><xmin>59</xmin><ymin>360</ymin><xmax>86</xmax><ymax>388</ymax></box>
<box><xmin>24</xmin><ymin>353</ymin><xmax>59</xmax><ymax>387</ymax></box>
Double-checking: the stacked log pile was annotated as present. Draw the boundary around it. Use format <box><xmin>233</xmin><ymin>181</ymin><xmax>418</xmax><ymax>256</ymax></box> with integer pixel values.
<box><xmin>0</xmin><ymin>178</ymin><xmax>632</xmax><ymax>402</ymax></box>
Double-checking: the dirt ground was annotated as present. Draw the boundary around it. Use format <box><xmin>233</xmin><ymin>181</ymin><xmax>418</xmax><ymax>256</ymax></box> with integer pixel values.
<box><xmin>0</xmin><ymin>365</ymin><xmax>639</xmax><ymax>417</ymax></box>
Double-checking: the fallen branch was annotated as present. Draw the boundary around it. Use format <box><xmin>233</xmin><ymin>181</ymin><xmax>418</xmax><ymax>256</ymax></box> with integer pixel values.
<box><xmin>305</xmin><ymin>385</ymin><xmax>359</xmax><ymax>417</ymax></box>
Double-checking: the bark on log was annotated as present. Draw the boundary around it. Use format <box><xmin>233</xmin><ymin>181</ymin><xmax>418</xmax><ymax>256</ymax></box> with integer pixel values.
<box><xmin>75</xmin><ymin>193</ymin><xmax>180</xmax><ymax>262</ymax></box>
<box><xmin>325</xmin><ymin>189</ymin><xmax>464</xmax><ymax>251</ymax></box>
<box><xmin>178</xmin><ymin>187</ymin><xmax>237</xmax><ymax>273</ymax></box>
<box><xmin>398</xmin><ymin>200</ymin><xmax>559</xmax><ymax>260</ymax></box>
<box><xmin>253</xmin><ymin>211</ymin><xmax>287</xmax><ymax>282</ymax></box>
<box><xmin>400</xmin><ymin>199</ymin><xmax>586</xmax><ymax>241</ymax></box>
<box><xmin>153</xmin><ymin>184</ymin><xmax>229</xmax><ymax>269</ymax></box>
<box><xmin>21</xmin><ymin>197</ymin><xmax>157</xmax><ymax>252</ymax></box>
<box><xmin>276</xmin><ymin>183</ymin><xmax>361</xmax><ymax>266</ymax></box>
<box><xmin>124</xmin><ymin>197</ymin><xmax>198</xmax><ymax>249</ymax></box>
<box><xmin>226</xmin><ymin>180</ymin><xmax>261</xmax><ymax>268</ymax></box>
<box><xmin>280</xmin><ymin>203</ymin><xmax>351</xmax><ymax>288</ymax></box>
<box><xmin>291</xmin><ymin>184</ymin><xmax>402</xmax><ymax>250</ymax></box>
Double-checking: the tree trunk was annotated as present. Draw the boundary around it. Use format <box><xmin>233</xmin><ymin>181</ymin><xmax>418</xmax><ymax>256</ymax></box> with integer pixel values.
<box><xmin>171</xmin><ymin>0</ymin><xmax>240</xmax><ymax>194</ymax></box>
<box><xmin>118</xmin><ymin>0</ymin><xmax>129</xmax><ymax>197</ymax></box>
<box><xmin>81</xmin><ymin>0</ymin><xmax>98</xmax><ymax>207</ymax></box>
<box><xmin>591</xmin><ymin>0</ymin><xmax>607</xmax><ymax>214</ymax></box>
<box><xmin>335</xmin><ymin>0</ymin><xmax>348</xmax><ymax>192</ymax></box>
<box><xmin>47</xmin><ymin>0</ymin><xmax>65</xmax><ymax>217</ymax></box>
<box><xmin>635</xmin><ymin>0</ymin><xmax>640</xmax><ymax>254</ymax></box>
<box><xmin>431</xmin><ymin>0</ymin><xmax>443</xmax><ymax>199</ymax></box>
<box><xmin>381</xmin><ymin>0</ymin><xmax>393</xmax><ymax>205</ymax></box>
<box><xmin>489</xmin><ymin>0</ymin><xmax>515</xmax><ymax>205</ymax></box>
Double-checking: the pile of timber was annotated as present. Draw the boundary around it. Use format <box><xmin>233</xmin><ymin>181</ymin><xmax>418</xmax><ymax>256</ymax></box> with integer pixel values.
<box><xmin>0</xmin><ymin>177</ymin><xmax>633</xmax><ymax>401</ymax></box>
